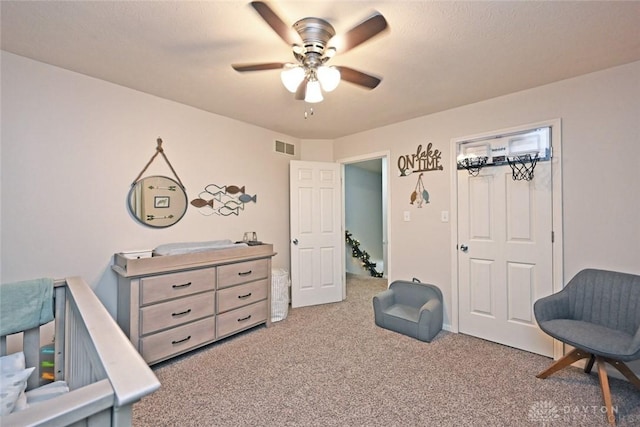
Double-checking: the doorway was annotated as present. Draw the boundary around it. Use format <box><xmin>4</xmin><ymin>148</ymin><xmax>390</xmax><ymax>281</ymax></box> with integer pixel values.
<box><xmin>450</xmin><ymin>120</ymin><xmax>564</xmax><ymax>358</ymax></box>
<box><xmin>339</xmin><ymin>152</ymin><xmax>390</xmax><ymax>281</ymax></box>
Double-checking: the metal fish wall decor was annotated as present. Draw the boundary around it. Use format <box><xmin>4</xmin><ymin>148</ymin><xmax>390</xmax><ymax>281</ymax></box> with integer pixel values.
<box><xmin>410</xmin><ymin>173</ymin><xmax>430</xmax><ymax>208</ymax></box>
<box><xmin>190</xmin><ymin>183</ymin><xmax>257</xmax><ymax>216</ymax></box>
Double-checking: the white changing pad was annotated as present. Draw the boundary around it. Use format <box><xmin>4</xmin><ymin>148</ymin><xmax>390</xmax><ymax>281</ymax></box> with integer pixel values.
<box><xmin>153</xmin><ymin>240</ymin><xmax>248</xmax><ymax>256</ymax></box>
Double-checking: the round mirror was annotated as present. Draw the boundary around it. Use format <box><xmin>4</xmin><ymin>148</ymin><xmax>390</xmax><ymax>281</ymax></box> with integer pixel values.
<box><xmin>128</xmin><ymin>176</ymin><xmax>187</xmax><ymax>228</ymax></box>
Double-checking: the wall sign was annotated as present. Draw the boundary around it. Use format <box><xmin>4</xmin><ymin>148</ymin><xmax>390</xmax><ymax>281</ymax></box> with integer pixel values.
<box><xmin>397</xmin><ymin>143</ymin><xmax>443</xmax><ymax>176</ymax></box>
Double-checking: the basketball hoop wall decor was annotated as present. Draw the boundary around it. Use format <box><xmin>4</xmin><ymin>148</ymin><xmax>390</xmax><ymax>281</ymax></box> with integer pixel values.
<box><xmin>457</xmin><ymin>155</ymin><xmax>489</xmax><ymax>176</ymax></box>
<box><xmin>457</xmin><ymin>127</ymin><xmax>551</xmax><ymax>181</ymax></box>
<box><xmin>507</xmin><ymin>152</ymin><xmax>539</xmax><ymax>181</ymax></box>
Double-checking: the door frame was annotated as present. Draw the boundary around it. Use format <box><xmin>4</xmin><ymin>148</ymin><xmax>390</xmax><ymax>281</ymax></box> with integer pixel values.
<box><xmin>449</xmin><ymin>119</ymin><xmax>565</xmax><ymax>359</ymax></box>
<box><xmin>338</xmin><ymin>151</ymin><xmax>391</xmax><ymax>298</ymax></box>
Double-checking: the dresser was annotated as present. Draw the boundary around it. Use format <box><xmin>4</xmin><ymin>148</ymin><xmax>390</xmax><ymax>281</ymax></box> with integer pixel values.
<box><xmin>112</xmin><ymin>244</ymin><xmax>275</xmax><ymax>365</ymax></box>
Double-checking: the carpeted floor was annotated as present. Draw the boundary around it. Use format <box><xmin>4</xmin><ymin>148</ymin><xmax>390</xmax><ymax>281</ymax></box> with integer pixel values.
<box><xmin>132</xmin><ymin>274</ymin><xmax>640</xmax><ymax>426</ymax></box>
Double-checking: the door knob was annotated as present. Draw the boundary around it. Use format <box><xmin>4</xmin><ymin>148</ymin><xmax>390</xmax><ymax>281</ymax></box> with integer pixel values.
<box><xmin>292</xmin><ymin>238</ymin><xmax>298</xmax><ymax>245</ymax></box>
<box><xmin>460</xmin><ymin>244</ymin><xmax>468</xmax><ymax>252</ymax></box>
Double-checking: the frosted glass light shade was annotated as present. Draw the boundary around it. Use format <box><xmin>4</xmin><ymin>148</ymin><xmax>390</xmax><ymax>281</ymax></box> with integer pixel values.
<box><xmin>305</xmin><ymin>80</ymin><xmax>324</xmax><ymax>103</ymax></box>
<box><xmin>280</xmin><ymin>65</ymin><xmax>305</xmax><ymax>93</ymax></box>
<box><xmin>317</xmin><ymin>66</ymin><xmax>340</xmax><ymax>92</ymax></box>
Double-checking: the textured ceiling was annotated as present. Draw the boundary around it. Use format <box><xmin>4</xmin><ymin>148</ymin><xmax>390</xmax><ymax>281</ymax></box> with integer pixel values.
<box><xmin>2</xmin><ymin>1</ymin><xmax>639</xmax><ymax>139</ymax></box>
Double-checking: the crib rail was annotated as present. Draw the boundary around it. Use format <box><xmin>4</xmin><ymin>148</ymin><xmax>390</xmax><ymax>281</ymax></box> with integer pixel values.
<box><xmin>2</xmin><ymin>276</ymin><xmax>160</xmax><ymax>426</ymax></box>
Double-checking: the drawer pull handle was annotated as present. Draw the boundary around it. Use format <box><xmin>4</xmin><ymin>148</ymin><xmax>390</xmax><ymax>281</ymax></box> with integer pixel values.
<box><xmin>238</xmin><ymin>292</ymin><xmax>252</xmax><ymax>299</ymax></box>
<box><xmin>172</xmin><ymin>335</ymin><xmax>191</xmax><ymax>345</ymax></box>
<box><xmin>172</xmin><ymin>282</ymin><xmax>192</xmax><ymax>289</ymax></box>
<box><xmin>237</xmin><ymin>315</ymin><xmax>252</xmax><ymax>322</ymax></box>
<box><xmin>238</xmin><ymin>270</ymin><xmax>252</xmax><ymax>276</ymax></box>
<box><xmin>172</xmin><ymin>309</ymin><xmax>192</xmax><ymax>317</ymax></box>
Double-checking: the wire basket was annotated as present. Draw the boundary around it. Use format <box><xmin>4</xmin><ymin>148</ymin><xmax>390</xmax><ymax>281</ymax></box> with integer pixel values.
<box><xmin>271</xmin><ymin>269</ymin><xmax>290</xmax><ymax>322</ymax></box>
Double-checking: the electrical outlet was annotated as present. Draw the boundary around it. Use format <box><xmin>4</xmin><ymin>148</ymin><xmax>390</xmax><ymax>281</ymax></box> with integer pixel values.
<box><xmin>403</xmin><ymin>211</ymin><xmax>411</xmax><ymax>222</ymax></box>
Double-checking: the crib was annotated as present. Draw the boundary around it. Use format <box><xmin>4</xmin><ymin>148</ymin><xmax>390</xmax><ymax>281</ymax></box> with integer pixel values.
<box><xmin>1</xmin><ymin>276</ymin><xmax>160</xmax><ymax>426</ymax></box>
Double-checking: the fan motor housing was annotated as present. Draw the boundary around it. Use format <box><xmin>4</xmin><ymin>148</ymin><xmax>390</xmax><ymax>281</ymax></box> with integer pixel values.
<box><xmin>293</xmin><ymin>17</ymin><xmax>335</xmax><ymax>55</ymax></box>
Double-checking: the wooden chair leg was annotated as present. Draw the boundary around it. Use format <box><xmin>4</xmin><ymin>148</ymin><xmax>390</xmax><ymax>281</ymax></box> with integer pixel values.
<box><xmin>602</xmin><ymin>357</ymin><xmax>640</xmax><ymax>390</ymax></box>
<box><xmin>538</xmin><ymin>350</ymin><xmax>639</xmax><ymax>426</ymax></box>
<box><xmin>596</xmin><ymin>357</ymin><xmax>616</xmax><ymax>426</ymax></box>
<box><xmin>536</xmin><ymin>348</ymin><xmax>592</xmax><ymax>379</ymax></box>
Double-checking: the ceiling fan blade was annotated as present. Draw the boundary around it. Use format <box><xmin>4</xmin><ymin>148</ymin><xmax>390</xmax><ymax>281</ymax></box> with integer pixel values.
<box><xmin>338</xmin><ymin>12</ymin><xmax>388</xmax><ymax>53</ymax></box>
<box><xmin>294</xmin><ymin>79</ymin><xmax>307</xmax><ymax>100</ymax></box>
<box><xmin>250</xmin><ymin>1</ymin><xmax>300</xmax><ymax>46</ymax></box>
<box><xmin>336</xmin><ymin>66</ymin><xmax>381</xmax><ymax>89</ymax></box>
<box><xmin>232</xmin><ymin>62</ymin><xmax>286</xmax><ymax>72</ymax></box>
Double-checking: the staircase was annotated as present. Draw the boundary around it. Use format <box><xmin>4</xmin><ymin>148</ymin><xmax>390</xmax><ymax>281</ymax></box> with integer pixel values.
<box><xmin>345</xmin><ymin>230</ymin><xmax>383</xmax><ymax>278</ymax></box>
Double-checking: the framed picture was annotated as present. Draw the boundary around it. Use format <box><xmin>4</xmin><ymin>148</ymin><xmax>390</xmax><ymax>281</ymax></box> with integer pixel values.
<box><xmin>154</xmin><ymin>196</ymin><xmax>170</xmax><ymax>208</ymax></box>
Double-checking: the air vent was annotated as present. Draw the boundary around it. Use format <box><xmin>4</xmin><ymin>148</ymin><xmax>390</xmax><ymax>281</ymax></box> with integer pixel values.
<box><xmin>275</xmin><ymin>140</ymin><xmax>295</xmax><ymax>156</ymax></box>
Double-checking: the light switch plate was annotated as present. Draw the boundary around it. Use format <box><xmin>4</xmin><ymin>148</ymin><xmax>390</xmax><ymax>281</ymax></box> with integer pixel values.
<box><xmin>441</xmin><ymin>211</ymin><xmax>449</xmax><ymax>222</ymax></box>
<box><xmin>403</xmin><ymin>211</ymin><xmax>411</xmax><ymax>222</ymax></box>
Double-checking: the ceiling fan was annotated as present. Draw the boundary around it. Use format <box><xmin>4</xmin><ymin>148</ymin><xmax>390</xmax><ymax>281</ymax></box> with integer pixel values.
<box><xmin>232</xmin><ymin>1</ymin><xmax>388</xmax><ymax>103</ymax></box>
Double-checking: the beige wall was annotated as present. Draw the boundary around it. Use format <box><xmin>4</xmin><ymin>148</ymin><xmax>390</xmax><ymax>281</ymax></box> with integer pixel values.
<box><xmin>1</xmin><ymin>51</ymin><xmax>298</xmax><ymax>316</ymax></box>
<box><xmin>333</xmin><ymin>61</ymin><xmax>640</xmax><ymax>330</ymax></box>
<box><xmin>2</xmin><ymin>50</ymin><xmax>639</xmax><ymax>365</ymax></box>
<box><xmin>300</xmin><ymin>139</ymin><xmax>333</xmax><ymax>161</ymax></box>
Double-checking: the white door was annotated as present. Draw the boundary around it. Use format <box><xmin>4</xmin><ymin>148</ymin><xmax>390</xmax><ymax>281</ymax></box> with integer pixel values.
<box><xmin>290</xmin><ymin>161</ymin><xmax>343</xmax><ymax>308</ymax></box>
<box><xmin>458</xmin><ymin>159</ymin><xmax>554</xmax><ymax>356</ymax></box>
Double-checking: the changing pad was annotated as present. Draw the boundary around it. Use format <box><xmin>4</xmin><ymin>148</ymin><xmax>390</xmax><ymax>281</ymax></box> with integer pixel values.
<box><xmin>153</xmin><ymin>240</ymin><xmax>248</xmax><ymax>256</ymax></box>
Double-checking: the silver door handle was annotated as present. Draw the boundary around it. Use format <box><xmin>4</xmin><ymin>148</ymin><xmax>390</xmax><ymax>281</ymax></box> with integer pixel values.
<box><xmin>460</xmin><ymin>244</ymin><xmax>468</xmax><ymax>252</ymax></box>
<box><xmin>292</xmin><ymin>238</ymin><xmax>298</xmax><ymax>245</ymax></box>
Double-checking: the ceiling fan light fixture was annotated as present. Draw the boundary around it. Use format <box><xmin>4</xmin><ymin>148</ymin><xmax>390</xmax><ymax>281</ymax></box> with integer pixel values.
<box><xmin>324</xmin><ymin>47</ymin><xmax>337</xmax><ymax>58</ymax></box>
<box><xmin>235</xmin><ymin>4</ymin><xmax>387</xmax><ymax>104</ymax></box>
<box><xmin>281</xmin><ymin>64</ymin><xmax>305</xmax><ymax>93</ymax></box>
<box><xmin>305</xmin><ymin>79</ymin><xmax>324</xmax><ymax>103</ymax></box>
<box><xmin>317</xmin><ymin>65</ymin><xmax>340</xmax><ymax>92</ymax></box>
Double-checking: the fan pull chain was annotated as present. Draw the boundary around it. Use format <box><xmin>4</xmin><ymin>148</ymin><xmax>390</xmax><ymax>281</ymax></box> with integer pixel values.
<box><xmin>304</xmin><ymin>106</ymin><xmax>314</xmax><ymax>119</ymax></box>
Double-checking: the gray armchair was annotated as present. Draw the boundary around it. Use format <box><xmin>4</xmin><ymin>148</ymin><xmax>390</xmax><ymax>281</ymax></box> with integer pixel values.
<box><xmin>534</xmin><ymin>268</ymin><xmax>640</xmax><ymax>426</ymax></box>
<box><xmin>373</xmin><ymin>279</ymin><xmax>443</xmax><ymax>342</ymax></box>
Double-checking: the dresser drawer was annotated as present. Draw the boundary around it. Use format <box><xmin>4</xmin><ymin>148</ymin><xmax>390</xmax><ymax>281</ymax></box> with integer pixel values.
<box><xmin>218</xmin><ymin>259</ymin><xmax>269</xmax><ymax>289</ymax></box>
<box><xmin>217</xmin><ymin>279</ymin><xmax>268</xmax><ymax>313</ymax></box>
<box><xmin>217</xmin><ymin>301</ymin><xmax>268</xmax><ymax>338</ymax></box>
<box><xmin>140</xmin><ymin>268</ymin><xmax>216</xmax><ymax>305</ymax></box>
<box><xmin>140</xmin><ymin>291</ymin><xmax>215</xmax><ymax>335</ymax></box>
<box><xmin>140</xmin><ymin>317</ymin><xmax>216</xmax><ymax>364</ymax></box>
